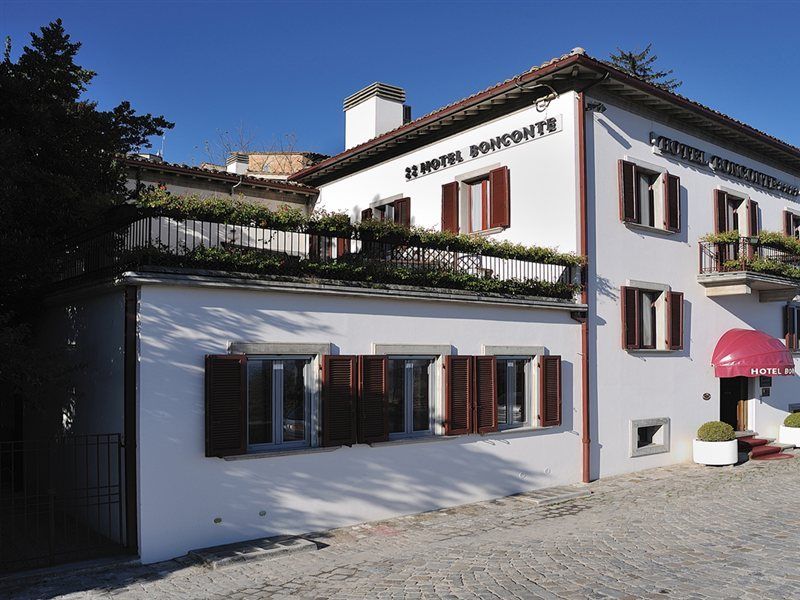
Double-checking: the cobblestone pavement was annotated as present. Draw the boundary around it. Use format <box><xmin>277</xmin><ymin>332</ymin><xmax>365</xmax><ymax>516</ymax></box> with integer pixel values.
<box><xmin>5</xmin><ymin>456</ymin><xmax>800</xmax><ymax>599</ymax></box>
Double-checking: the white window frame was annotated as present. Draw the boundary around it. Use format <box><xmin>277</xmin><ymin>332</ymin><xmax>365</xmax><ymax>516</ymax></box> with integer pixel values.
<box><xmin>454</xmin><ymin>163</ymin><xmax>503</xmax><ymax>236</ymax></box>
<box><xmin>622</xmin><ymin>156</ymin><xmax>673</xmax><ymax>235</ymax></box>
<box><xmin>246</xmin><ymin>355</ymin><xmax>314</xmax><ymax>452</ymax></box>
<box><xmin>495</xmin><ymin>356</ymin><xmax>533</xmax><ymax>431</ymax></box>
<box><xmin>386</xmin><ymin>355</ymin><xmax>436</xmax><ymax>439</ymax></box>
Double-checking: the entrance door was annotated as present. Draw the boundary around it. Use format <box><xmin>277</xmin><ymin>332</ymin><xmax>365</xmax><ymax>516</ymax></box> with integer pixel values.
<box><xmin>720</xmin><ymin>376</ymin><xmax>749</xmax><ymax>431</ymax></box>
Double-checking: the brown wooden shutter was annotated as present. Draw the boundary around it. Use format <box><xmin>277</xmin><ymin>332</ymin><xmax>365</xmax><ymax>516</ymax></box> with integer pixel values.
<box><xmin>714</xmin><ymin>190</ymin><xmax>728</xmax><ymax>233</ymax></box>
<box><xmin>621</xmin><ymin>286</ymin><xmax>640</xmax><ymax>349</ymax></box>
<box><xmin>358</xmin><ymin>355</ymin><xmax>388</xmax><ymax>444</ymax></box>
<box><xmin>784</xmin><ymin>305</ymin><xmax>797</xmax><ymax>351</ymax></box>
<box><xmin>539</xmin><ymin>355</ymin><xmax>562</xmax><ymax>427</ymax></box>
<box><xmin>441</xmin><ymin>182</ymin><xmax>459</xmax><ymax>233</ymax></box>
<box><xmin>488</xmin><ymin>166</ymin><xmax>510</xmax><ymax>229</ymax></box>
<box><xmin>445</xmin><ymin>355</ymin><xmax>472</xmax><ymax>435</ymax></box>
<box><xmin>393</xmin><ymin>197</ymin><xmax>411</xmax><ymax>227</ymax></box>
<box><xmin>748</xmin><ymin>200</ymin><xmax>759</xmax><ymax>236</ymax></box>
<box><xmin>619</xmin><ymin>160</ymin><xmax>637</xmax><ymax>223</ymax></box>
<box><xmin>361</xmin><ymin>208</ymin><xmax>373</xmax><ymax>221</ymax></box>
<box><xmin>667</xmin><ymin>291</ymin><xmax>684</xmax><ymax>350</ymax></box>
<box><xmin>205</xmin><ymin>354</ymin><xmax>247</xmax><ymax>457</ymax></box>
<box><xmin>336</xmin><ymin>237</ymin><xmax>351</xmax><ymax>257</ymax></box>
<box><xmin>322</xmin><ymin>355</ymin><xmax>358</xmax><ymax>447</ymax></box>
<box><xmin>784</xmin><ymin>210</ymin><xmax>794</xmax><ymax>237</ymax></box>
<box><xmin>663</xmin><ymin>174</ymin><xmax>680</xmax><ymax>232</ymax></box>
<box><xmin>473</xmin><ymin>356</ymin><xmax>497</xmax><ymax>434</ymax></box>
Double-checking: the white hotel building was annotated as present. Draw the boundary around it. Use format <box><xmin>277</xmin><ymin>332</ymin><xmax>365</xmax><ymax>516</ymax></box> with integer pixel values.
<box><xmin>35</xmin><ymin>48</ymin><xmax>800</xmax><ymax>565</ymax></box>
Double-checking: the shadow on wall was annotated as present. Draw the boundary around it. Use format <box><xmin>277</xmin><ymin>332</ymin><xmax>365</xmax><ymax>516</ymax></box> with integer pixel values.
<box><xmin>132</xmin><ymin>295</ymin><xmax>581</xmax><ymax>563</ymax></box>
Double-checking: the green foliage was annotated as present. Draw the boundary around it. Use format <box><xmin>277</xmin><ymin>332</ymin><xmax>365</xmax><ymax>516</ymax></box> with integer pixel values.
<box><xmin>607</xmin><ymin>44</ymin><xmax>682</xmax><ymax>92</ymax></box>
<box><xmin>137</xmin><ymin>190</ymin><xmax>585</xmax><ymax>267</ymax></box>
<box><xmin>703</xmin><ymin>230</ymin><xmax>800</xmax><ymax>282</ymax></box>
<box><xmin>696</xmin><ymin>421</ymin><xmax>736</xmax><ymax>442</ymax></box>
<box><xmin>700</xmin><ymin>229</ymin><xmax>742</xmax><ymax>244</ymax></box>
<box><xmin>123</xmin><ymin>245</ymin><xmax>579</xmax><ymax>300</ymax></box>
<box><xmin>0</xmin><ymin>20</ymin><xmax>172</xmax><ymax>413</ymax></box>
<box><xmin>783</xmin><ymin>413</ymin><xmax>800</xmax><ymax>428</ymax></box>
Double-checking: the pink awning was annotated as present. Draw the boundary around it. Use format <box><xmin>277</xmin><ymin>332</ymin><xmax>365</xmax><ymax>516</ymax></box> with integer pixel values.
<box><xmin>712</xmin><ymin>328</ymin><xmax>796</xmax><ymax>378</ymax></box>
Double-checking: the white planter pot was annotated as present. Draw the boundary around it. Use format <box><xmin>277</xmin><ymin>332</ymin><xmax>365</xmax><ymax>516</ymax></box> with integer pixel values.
<box><xmin>779</xmin><ymin>425</ymin><xmax>800</xmax><ymax>447</ymax></box>
<box><xmin>693</xmin><ymin>439</ymin><xmax>738</xmax><ymax>466</ymax></box>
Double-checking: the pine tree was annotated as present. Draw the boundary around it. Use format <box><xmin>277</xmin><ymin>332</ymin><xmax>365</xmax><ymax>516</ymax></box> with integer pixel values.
<box><xmin>608</xmin><ymin>44</ymin><xmax>682</xmax><ymax>92</ymax></box>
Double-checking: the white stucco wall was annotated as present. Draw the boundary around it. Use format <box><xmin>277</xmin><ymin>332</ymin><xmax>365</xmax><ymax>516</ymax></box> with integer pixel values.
<box><xmin>318</xmin><ymin>93</ymin><xmax>580</xmax><ymax>254</ymax></box>
<box><xmin>135</xmin><ymin>283</ymin><xmax>583</xmax><ymax>563</ymax></box>
<box><xmin>587</xmin><ymin>96</ymin><xmax>800</xmax><ymax>478</ymax></box>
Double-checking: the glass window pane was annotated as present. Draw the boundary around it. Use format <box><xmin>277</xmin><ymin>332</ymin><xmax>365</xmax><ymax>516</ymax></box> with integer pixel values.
<box><xmin>282</xmin><ymin>360</ymin><xmax>307</xmax><ymax>442</ymax></box>
<box><xmin>248</xmin><ymin>360</ymin><xmax>272</xmax><ymax>445</ymax></box>
<box><xmin>512</xmin><ymin>360</ymin><xmax>526</xmax><ymax>424</ymax></box>
<box><xmin>496</xmin><ymin>360</ymin><xmax>508</xmax><ymax>425</ymax></box>
<box><xmin>411</xmin><ymin>360</ymin><xmax>431</xmax><ymax>432</ymax></box>
<box><xmin>640</xmin><ymin>291</ymin><xmax>658</xmax><ymax>348</ymax></box>
<box><xmin>388</xmin><ymin>359</ymin><xmax>405</xmax><ymax>433</ymax></box>
<box><xmin>470</xmin><ymin>182</ymin><xmax>483</xmax><ymax>232</ymax></box>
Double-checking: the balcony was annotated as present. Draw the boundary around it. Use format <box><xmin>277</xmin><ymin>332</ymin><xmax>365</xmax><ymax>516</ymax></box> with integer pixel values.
<box><xmin>698</xmin><ymin>235</ymin><xmax>800</xmax><ymax>301</ymax></box>
<box><xmin>54</xmin><ymin>208</ymin><xmax>582</xmax><ymax>303</ymax></box>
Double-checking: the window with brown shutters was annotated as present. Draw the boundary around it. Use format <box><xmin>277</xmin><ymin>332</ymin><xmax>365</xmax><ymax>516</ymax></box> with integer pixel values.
<box><xmin>622</xmin><ymin>286</ymin><xmax>685</xmax><ymax>351</ymax></box>
<box><xmin>370</xmin><ymin>198</ymin><xmax>412</xmax><ymax>226</ymax></box>
<box><xmin>618</xmin><ymin>160</ymin><xmax>679</xmax><ymax>232</ymax></box>
<box><xmin>748</xmin><ymin>200</ymin><xmax>759</xmax><ymax>236</ymax></box>
<box><xmin>322</xmin><ymin>355</ymin><xmax>358</xmax><ymax>447</ymax></box>
<box><xmin>444</xmin><ymin>355</ymin><xmax>472</xmax><ymax>435</ymax></box>
<box><xmin>474</xmin><ymin>356</ymin><xmax>498</xmax><ymax>434</ymax></box>
<box><xmin>488</xmin><ymin>166</ymin><xmax>510</xmax><ymax>229</ymax></box>
<box><xmin>784</xmin><ymin>305</ymin><xmax>799</xmax><ymax>352</ymax></box>
<box><xmin>441</xmin><ymin>182</ymin><xmax>459</xmax><ymax>233</ymax></box>
<box><xmin>539</xmin><ymin>355</ymin><xmax>562</xmax><ymax>427</ymax></box>
<box><xmin>667</xmin><ymin>292</ymin><xmax>684</xmax><ymax>351</ymax></box>
<box><xmin>784</xmin><ymin>210</ymin><xmax>800</xmax><ymax>239</ymax></box>
<box><xmin>358</xmin><ymin>356</ymin><xmax>388</xmax><ymax>443</ymax></box>
<box><xmin>205</xmin><ymin>354</ymin><xmax>247</xmax><ymax>457</ymax></box>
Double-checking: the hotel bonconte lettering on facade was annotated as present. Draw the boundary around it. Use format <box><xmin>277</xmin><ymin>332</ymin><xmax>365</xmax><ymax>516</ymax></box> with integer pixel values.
<box><xmin>750</xmin><ymin>367</ymin><xmax>796</xmax><ymax>376</ymax></box>
<box><xmin>404</xmin><ymin>115</ymin><xmax>562</xmax><ymax>180</ymax></box>
<box><xmin>650</xmin><ymin>132</ymin><xmax>800</xmax><ymax>196</ymax></box>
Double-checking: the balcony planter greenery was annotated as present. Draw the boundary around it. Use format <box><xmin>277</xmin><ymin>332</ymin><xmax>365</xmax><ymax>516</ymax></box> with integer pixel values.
<box><xmin>692</xmin><ymin>421</ymin><xmax>738</xmax><ymax>466</ymax></box>
<box><xmin>779</xmin><ymin>412</ymin><xmax>800</xmax><ymax>447</ymax></box>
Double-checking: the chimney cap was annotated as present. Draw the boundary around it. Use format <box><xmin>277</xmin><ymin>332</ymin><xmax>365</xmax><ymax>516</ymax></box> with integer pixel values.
<box><xmin>343</xmin><ymin>82</ymin><xmax>406</xmax><ymax>111</ymax></box>
<box><xmin>226</xmin><ymin>152</ymin><xmax>249</xmax><ymax>165</ymax></box>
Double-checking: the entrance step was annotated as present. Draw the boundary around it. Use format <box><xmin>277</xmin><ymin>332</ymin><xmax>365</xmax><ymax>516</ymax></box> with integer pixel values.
<box><xmin>735</xmin><ymin>430</ymin><xmax>757</xmax><ymax>439</ymax></box>
<box><xmin>737</xmin><ymin>436</ymin><xmax>796</xmax><ymax>462</ymax></box>
<box><xmin>189</xmin><ymin>535</ymin><xmax>318</xmax><ymax>570</ymax></box>
<box><xmin>519</xmin><ymin>484</ymin><xmax>591</xmax><ymax>506</ymax></box>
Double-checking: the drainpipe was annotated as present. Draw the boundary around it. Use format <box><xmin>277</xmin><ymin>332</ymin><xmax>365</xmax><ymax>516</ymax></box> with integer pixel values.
<box><xmin>576</xmin><ymin>91</ymin><xmax>591</xmax><ymax>484</ymax></box>
<box><xmin>231</xmin><ymin>175</ymin><xmax>244</xmax><ymax>196</ymax></box>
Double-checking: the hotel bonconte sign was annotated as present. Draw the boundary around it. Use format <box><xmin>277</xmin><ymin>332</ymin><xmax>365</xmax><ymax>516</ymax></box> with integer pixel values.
<box><xmin>650</xmin><ymin>132</ymin><xmax>800</xmax><ymax>197</ymax></box>
<box><xmin>404</xmin><ymin>115</ymin><xmax>562</xmax><ymax>180</ymax></box>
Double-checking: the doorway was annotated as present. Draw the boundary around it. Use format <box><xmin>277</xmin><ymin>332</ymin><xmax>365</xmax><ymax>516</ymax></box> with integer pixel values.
<box><xmin>720</xmin><ymin>376</ymin><xmax>749</xmax><ymax>431</ymax></box>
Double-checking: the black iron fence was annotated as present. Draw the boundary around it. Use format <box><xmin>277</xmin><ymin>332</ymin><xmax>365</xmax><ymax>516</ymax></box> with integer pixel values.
<box><xmin>699</xmin><ymin>237</ymin><xmax>800</xmax><ymax>274</ymax></box>
<box><xmin>54</xmin><ymin>213</ymin><xmax>579</xmax><ymax>297</ymax></box>
<box><xmin>0</xmin><ymin>434</ymin><xmax>126</xmax><ymax>572</ymax></box>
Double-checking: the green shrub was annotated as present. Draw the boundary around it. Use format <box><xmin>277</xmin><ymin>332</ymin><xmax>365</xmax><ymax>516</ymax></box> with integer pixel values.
<box><xmin>784</xmin><ymin>413</ymin><xmax>800</xmax><ymax>428</ymax></box>
<box><xmin>696</xmin><ymin>421</ymin><xmax>735</xmax><ymax>442</ymax></box>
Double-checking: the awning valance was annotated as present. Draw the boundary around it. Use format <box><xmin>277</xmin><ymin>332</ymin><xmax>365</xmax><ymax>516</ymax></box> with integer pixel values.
<box><xmin>712</xmin><ymin>328</ymin><xmax>795</xmax><ymax>378</ymax></box>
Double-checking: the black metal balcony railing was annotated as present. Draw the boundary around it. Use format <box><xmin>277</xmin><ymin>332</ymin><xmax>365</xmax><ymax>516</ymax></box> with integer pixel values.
<box><xmin>55</xmin><ymin>212</ymin><xmax>580</xmax><ymax>299</ymax></box>
<box><xmin>699</xmin><ymin>237</ymin><xmax>800</xmax><ymax>275</ymax></box>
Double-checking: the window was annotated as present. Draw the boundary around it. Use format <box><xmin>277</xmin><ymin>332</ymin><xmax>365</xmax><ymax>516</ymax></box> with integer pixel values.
<box><xmin>618</xmin><ymin>160</ymin><xmax>680</xmax><ymax>232</ymax></box>
<box><xmin>784</xmin><ymin>304</ymin><xmax>800</xmax><ymax>351</ymax></box>
<box><xmin>621</xmin><ymin>286</ymin><xmax>684</xmax><ymax>351</ymax></box>
<box><xmin>496</xmin><ymin>358</ymin><xmax>529</xmax><ymax>428</ymax></box>
<box><xmin>441</xmin><ymin>166</ymin><xmax>510</xmax><ymax>234</ymax></box>
<box><xmin>714</xmin><ymin>190</ymin><xmax>757</xmax><ymax>235</ymax></box>
<box><xmin>629</xmin><ymin>418</ymin><xmax>670</xmax><ymax>457</ymax></box>
<box><xmin>362</xmin><ymin>197</ymin><xmax>410</xmax><ymax>227</ymax></box>
<box><xmin>247</xmin><ymin>357</ymin><xmax>311</xmax><ymax>449</ymax></box>
<box><xmin>387</xmin><ymin>358</ymin><xmax>434</xmax><ymax>437</ymax></box>
<box><xmin>784</xmin><ymin>211</ymin><xmax>800</xmax><ymax>239</ymax></box>
<box><xmin>468</xmin><ymin>176</ymin><xmax>491</xmax><ymax>233</ymax></box>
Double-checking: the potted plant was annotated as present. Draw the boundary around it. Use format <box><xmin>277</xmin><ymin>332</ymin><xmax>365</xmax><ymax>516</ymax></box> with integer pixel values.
<box><xmin>693</xmin><ymin>421</ymin><xmax>738</xmax><ymax>466</ymax></box>
<box><xmin>779</xmin><ymin>413</ymin><xmax>800</xmax><ymax>447</ymax></box>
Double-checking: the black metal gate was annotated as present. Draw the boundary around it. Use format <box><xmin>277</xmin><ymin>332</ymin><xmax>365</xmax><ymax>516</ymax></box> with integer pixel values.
<box><xmin>0</xmin><ymin>434</ymin><xmax>127</xmax><ymax>572</ymax></box>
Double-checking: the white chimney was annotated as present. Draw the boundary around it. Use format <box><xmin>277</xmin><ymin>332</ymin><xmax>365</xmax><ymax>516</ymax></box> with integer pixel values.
<box><xmin>226</xmin><ymin>152</ymin><xmax>249</xmax><ymax>175</ymax></box>
<box><xmin>343</xmin><ymin>83</ymin><xmax>407</xmax><ymax>149</ymax></box>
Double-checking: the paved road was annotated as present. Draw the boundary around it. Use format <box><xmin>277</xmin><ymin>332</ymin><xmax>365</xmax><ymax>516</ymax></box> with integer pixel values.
<box><xmin>5</xmin><ymin>455</ymin><xmax>800</xmax><ymax>599</ymax></box>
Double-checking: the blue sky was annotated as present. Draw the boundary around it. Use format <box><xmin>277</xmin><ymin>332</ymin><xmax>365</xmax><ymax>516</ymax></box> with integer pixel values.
<box><xmin>3</xmin><ymin>1</ymin><xmax>799</xmax><ymax>164</ymax></box>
